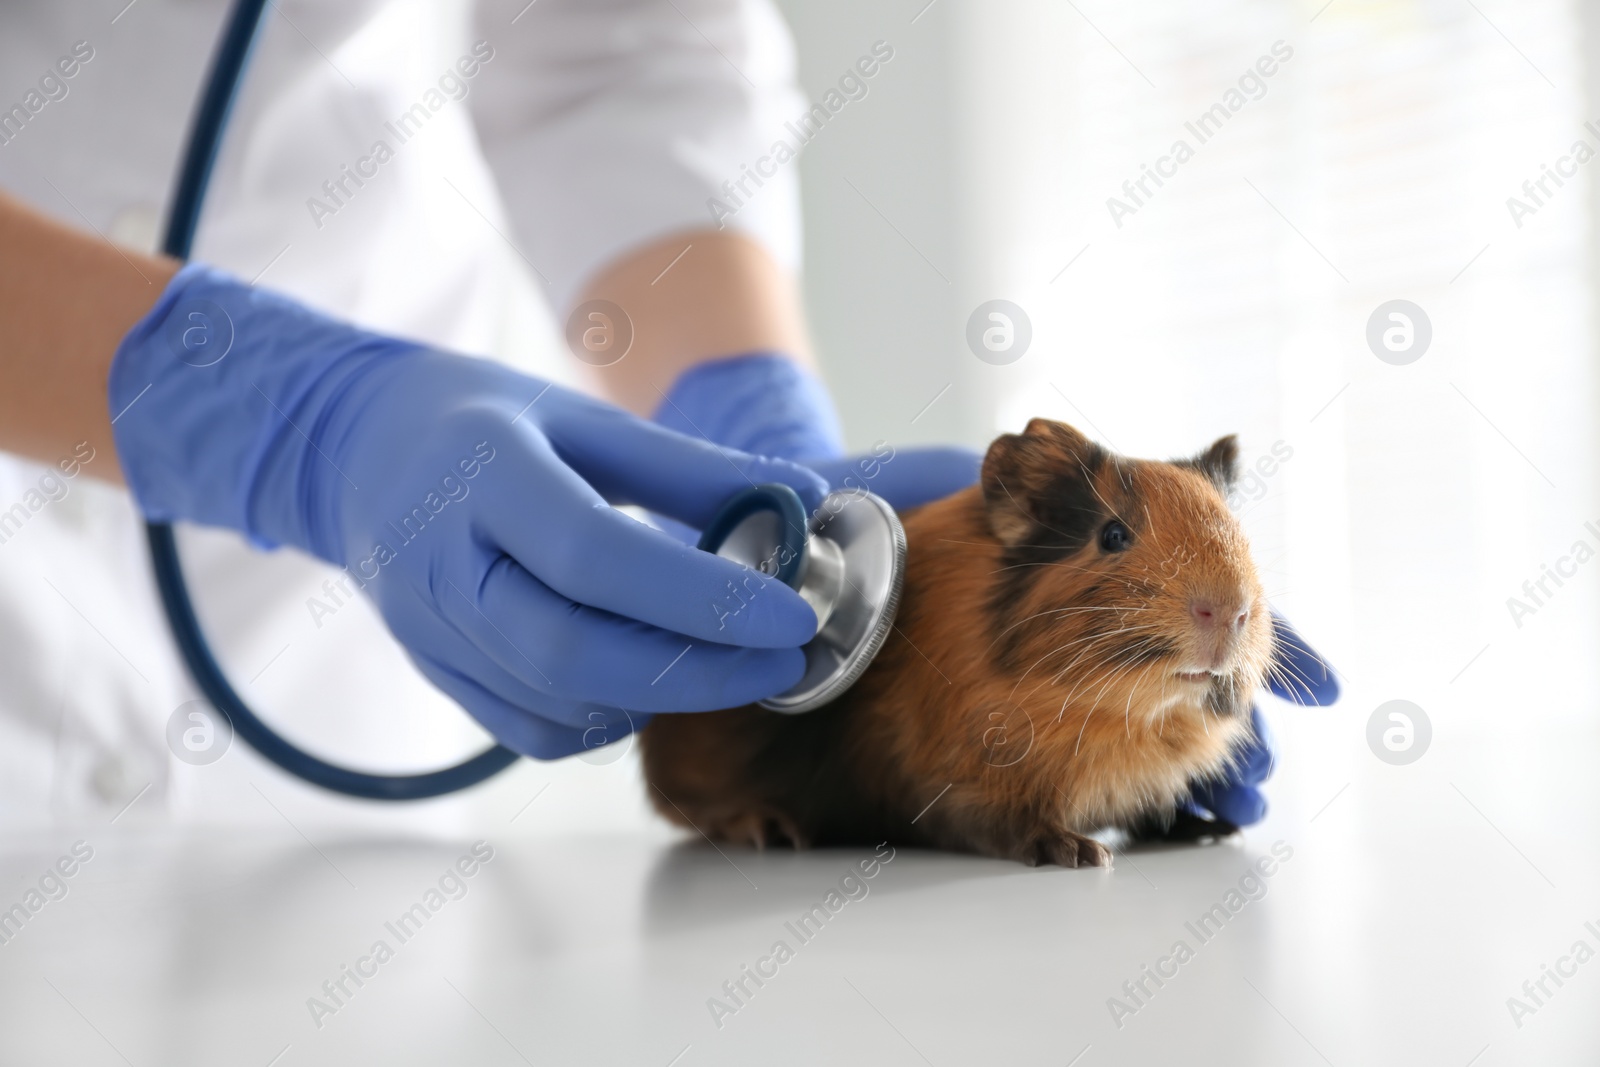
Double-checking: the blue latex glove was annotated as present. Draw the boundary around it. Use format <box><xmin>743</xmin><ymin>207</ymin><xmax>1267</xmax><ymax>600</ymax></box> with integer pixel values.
<box><xmin>1188</xmin><ymin>614</ymin><xmax>1340</xmax><ymax>826</ymax></box>
<box><xmin>653</xmin><ymin>352</ymin><xmax>982</xmax><ymax>511</ymax></box>
<box><xmin>652</xmin><ymin>352</ymin><xmax>847</xmax><ymax>463</ymax></box>
<box><xmin>110</xmin><ymin>266</ymin><xmax>830</xmax><ymax>758</ymax></box>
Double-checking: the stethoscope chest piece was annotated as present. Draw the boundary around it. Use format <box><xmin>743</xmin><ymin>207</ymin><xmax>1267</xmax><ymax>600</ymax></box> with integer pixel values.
<box><xmin>697</xmin><ymin>484</ymin><xmax>906</xmax><ymax>714</ymax></box>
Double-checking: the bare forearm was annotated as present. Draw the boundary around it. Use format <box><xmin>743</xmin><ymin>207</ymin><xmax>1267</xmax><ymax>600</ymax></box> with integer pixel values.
<box><xmin>0</xmin><ymin>200</ymin><xmax>809</xmax><ymax>475</ymax></box>
<box><xmin>0</xmin><ymin>189</ymin><xmax>177</xmax><ymax>482</ymax></box>
<box><xmin>574</xmin><ymin>229</ymin><xmax>815</xmax><ymax>416</ymax></box>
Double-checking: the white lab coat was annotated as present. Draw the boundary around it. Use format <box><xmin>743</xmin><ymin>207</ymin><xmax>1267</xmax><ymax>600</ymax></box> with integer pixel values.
<box><xmin>0</xmin><ymin>0</ymin><xmax>803</xmax><ymax>822</ymax></box>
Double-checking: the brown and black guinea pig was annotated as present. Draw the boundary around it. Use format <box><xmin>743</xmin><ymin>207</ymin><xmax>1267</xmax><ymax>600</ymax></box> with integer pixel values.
<box><xmin>641</xmin><ymin>418</ymin><xmax>1279</xmax><ymax>869</ymax></box>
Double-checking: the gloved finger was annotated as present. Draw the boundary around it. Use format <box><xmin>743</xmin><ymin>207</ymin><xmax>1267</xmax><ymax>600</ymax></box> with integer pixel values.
<box><xmin>1196</xmin><ymin>781</ymin><xmax>1269</xmax><ymax>827</ymax></box>
<box><xmin>806</xmin><ymin>446</ymin><xmax>982</xmax><ymax>511</ymax></box>
<box><xmin>571</xmin><ymin>707</ymin><xmax>652</xmax><ymax>759</ymax></box>
<box><xmin>1225</xmin><ymin>730</ymin><xmax>1275</xmax><ymax>786</ymax></box>
<box><xmin>545</xmin><ymin>396</ymin><xmax>830</xmax><ymax>523</ymax></box>
<box><xmin>649</xmin><ymin>514</ymin><xmax>701</xmax><ymax>546</ymax></box>
<box><xmin>481</xmin><ymin>429</ymin><xmax>818</xmax><ymax>648</ymax></box>
<box><xmin>653</xmin><ymin>445</ymin><xmax>982</xmax><ymax>543</ymax></box>
<box><xmin>1187</xmin><ymin>705</ymin><xmax>1273</xmax><ymax>825</ymax></box>
<box><xmin>1268</xmin><ymin>613</ymin><xmax>1340</xmax><ymax>705</ymax></box>
<box><xmin>1227</xmin><ymin>704</ymin><xmax>1275</xmax><ymax>784</ymax></box>
<box><xmin>386</xmin><ymin>599</ymin><xmax>638</xmax><ymax>731</ymax></box>
<box><xmin>409</xmin><ymin>653</ymin><xmax>593</xmax><ymax>760</ymax></box>
<box><xmin>451</xmin><ymin>554</ymin><xmax>807</xmax><ymax>711</ymax></box>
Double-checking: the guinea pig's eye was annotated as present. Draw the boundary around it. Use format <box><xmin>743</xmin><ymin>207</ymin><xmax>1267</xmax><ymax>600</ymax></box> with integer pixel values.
<box><xmin>1099</xmin><ymin>519</ymin><xmax>1132</xmax><ymax>552</ymax></box>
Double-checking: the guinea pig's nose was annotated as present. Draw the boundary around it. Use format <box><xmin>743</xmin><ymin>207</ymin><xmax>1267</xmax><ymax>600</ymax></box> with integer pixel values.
<box><xmin>1191</xmin><ymin>598</ymin><xmax>1249</xmax><ymax>633</ymax></box>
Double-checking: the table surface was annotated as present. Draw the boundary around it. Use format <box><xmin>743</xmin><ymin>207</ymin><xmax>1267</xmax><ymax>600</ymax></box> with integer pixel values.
<box><xmin>0</xmin><ymin>714</ymin><xmax>1595</xmax><ymax>1067</ymax></box>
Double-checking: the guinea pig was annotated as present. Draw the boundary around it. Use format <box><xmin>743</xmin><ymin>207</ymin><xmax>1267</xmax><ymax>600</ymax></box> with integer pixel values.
<box><xmin>640</xmin><ymin>418</ymin><xmax>1278</xmax><ymax>868</ymax></box>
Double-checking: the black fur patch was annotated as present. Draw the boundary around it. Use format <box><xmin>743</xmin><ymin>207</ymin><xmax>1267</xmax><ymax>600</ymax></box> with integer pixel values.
<box><xmin>988</xmin><ymin>449</ymin><xmax>1146</xmax><ymax>667</ymax></box>
<box><xmin>1204</xmin><ymin>674</ymin><xmax>1249</xmax><ymax>718</ymax></box>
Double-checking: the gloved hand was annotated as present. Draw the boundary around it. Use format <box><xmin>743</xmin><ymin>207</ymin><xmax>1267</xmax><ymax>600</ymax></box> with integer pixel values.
<box><xmin>110</xmin><ymin>266</ymin><xmax>829</xmax><ymax>758</ymax></box>
<box><xmin>1188</xmin><ymin>614</ymin><xmax>1340</xmax><ymax>826</ymax></box>
<box><xmin>652</xmin><ymin>352</ymin><xmax>982</xmax><ymax>511</ymax></box>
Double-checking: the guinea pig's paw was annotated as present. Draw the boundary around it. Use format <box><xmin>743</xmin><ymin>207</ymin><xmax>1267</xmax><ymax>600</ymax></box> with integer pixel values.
<box><xmin>711</xmin><ymin>807</ymin><xmax>811</xmax><ymax>852</ymax></box>
<box><xmin>1018</xmin><ymin>829</ymin><xmax>1114</xmax><ymax>869</ymax></box>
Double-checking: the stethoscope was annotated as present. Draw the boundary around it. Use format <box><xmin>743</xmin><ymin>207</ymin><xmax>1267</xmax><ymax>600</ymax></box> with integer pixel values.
<box><xmin>151</xmin><ymin>0</ymin><xmax>906</xmax><ymax>800</ymax></box>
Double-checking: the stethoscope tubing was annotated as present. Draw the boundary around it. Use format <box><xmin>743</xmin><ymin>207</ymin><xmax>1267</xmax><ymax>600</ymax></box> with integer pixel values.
<box><xmin>147</xmin><ymin>0</ymin><xmax>518</xmax><ymax>799</ymax></box>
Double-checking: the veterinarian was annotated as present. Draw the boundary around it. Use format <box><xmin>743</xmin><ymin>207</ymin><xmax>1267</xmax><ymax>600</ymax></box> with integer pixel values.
<box><xmin>0</xmin><ymin>1</ymin><xmax>1287</xmax><ymax>821</ymax></box>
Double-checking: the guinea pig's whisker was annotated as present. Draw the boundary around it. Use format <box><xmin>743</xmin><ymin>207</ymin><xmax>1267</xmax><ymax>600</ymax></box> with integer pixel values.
<box><xmin>989</xmin><ymin>559</ymin><xmax>1103</xmax><ymax>575</ymax></box>
<box><xmin>1079</xmin><ymin>469</ymin><xmax>1123</xmax><ymax>522</ymax></box>
<box><xmin>992</xmin><ymin>620</ymin><xmax>1158</xmax><ymax>697</ymax></box>
<box><xmin>1044</xmin><ymin>633</ymin><xmax>1163</xmax><ymax>701</ymax></box>
<box><xmin>991</xmin><ymin>611</ymin><xmax>1155</xmax><ymax>684</ymax></box>
<box><xmin>1263</xmin><ymin>643</ymin><xmax>1319</xmax><ymax>690</ymax></box>
<box><xmin>1121</xmin><ymin>661</ymin><xmax>1156</xmax><ymax>738</ymax></box>
<box><xmin>1033</xmin><ymin>636</ymin><xmax>1133</xmax><ymax>709</ymax></box>
<box><xmin>961</xmin><ymin>540</ymin><xmax>1096</xmax><ymax>554</ymax></box>
<box><xmin>1018</xmin><ymin>630</ymin><xmax>1122</xmax><ymax>679</ymax></box>
<box><xmin>1072</xmin><ymin>704</ymin><xmax>1095</xmax><ymax>755</ymax></box>
<box><xmin>936</xmin><ymin>537</ymin><xmax>1110</xmax><ymax>555</ymax></box>
<box><xmin>986</xmin><ymin>604</ymin><xmax>1151</xmax><ymax>655</ymax></box>
<box><xmin>1262</xmin><ymin>658</ymin><xmax>1295</xmax><ymax>691</ymax></box>
<box><xmin>1070</xmin><ymin>650</ymin><xmax>1166</xmax><ymax>750</ymax></box>
<box><xmin>1065</xmin><ymin>653</ymin><xmax>1153</xmax><ymax>755</ymax></box>
<box><xmin>1155</xmin><ymin>676</ymin><xmax>1176</xmax><ymax>737</ymax></box>
<box><xmin>1047</xmin><ymin>630</ymin><xmax>1169</xmax><ymax>691</ymax></box>
<box><xmin>1008</xmin><ymin>623</ymin><xmax>1160</xmax><ymax>699</ymax></box>
<box><xmin>1264</xmin><ymin>657</ymin><xmax>1320</xmax><ymax>702</ymax></box>
<box><xmin>1069</xmin><ymin>642</ymin><xmax>1158</xmax><ymax>715</ymax></box>
<box><xmin>1037</xmin><ymin>634</ymin><xmax>1164</xmax><ymax>702</ymax></box>
<box><xmin>1056</xmin><ymin>643</ymin><xmax>1145</xmax><ymax>700</ymax></box>
<box><xmin>1078</xmin><ymin>655</ymin><xmax>1151</xmax><ymax>745</ymax></box>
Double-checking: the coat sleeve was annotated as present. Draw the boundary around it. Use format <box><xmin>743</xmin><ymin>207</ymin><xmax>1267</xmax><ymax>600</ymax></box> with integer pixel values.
<box><xmin>469</xmin><ymin>0</ymin><xmax>806</xmax><ymax>312</ymax></box>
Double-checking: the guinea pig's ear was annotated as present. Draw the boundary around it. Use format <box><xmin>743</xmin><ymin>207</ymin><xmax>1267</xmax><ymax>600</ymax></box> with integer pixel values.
<box><xmin>1180</xmin><ymin>435</ymin><xmax>1240</xmax><ymax>494</ymax></box>
<box><xmin>981</xmin><ymin>418</ymin><xmax>1104</xmax><ymax>547</ymax></box>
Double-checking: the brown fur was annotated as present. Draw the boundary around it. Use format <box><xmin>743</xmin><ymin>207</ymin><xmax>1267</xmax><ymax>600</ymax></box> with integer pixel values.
<box><xmin>641</xmin><ymin>419</ymin><xmax>1275</xmax><ymax>868</ymax></box>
